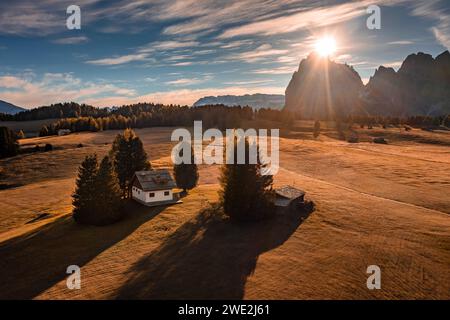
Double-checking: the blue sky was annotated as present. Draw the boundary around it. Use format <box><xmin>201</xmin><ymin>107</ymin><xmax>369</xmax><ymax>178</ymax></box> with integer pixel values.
<box><xmin>0</xmin><ymin>0</ymin><xmax>449</xmax><ymax>108</ymax></box>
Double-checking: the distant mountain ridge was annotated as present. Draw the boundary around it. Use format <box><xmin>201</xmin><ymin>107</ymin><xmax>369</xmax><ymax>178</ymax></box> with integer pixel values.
<box><xmin>193</xmin><ymin>94</ymin><xmax>285</xmax><ymax>110</ymax></box>
<box><xmin>285</xmin><ymin>51</ymin><xmax>450</xmax><ymax>118</ymax></box>
<box><xmin>0</xmin><ymin>100</ymin><xmax>25</xmax><ymax>115</ymax></box>
<box><xmin>363</xmin><ymin>51</ymin><xmax>450</xmax><ymax>116</ymax></box>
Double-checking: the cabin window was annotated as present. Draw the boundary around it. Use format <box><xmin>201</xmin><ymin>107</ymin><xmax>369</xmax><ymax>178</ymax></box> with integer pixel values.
<box><xmin>164</xmin><ymin>191</ymin><xmax>170</xmax><ymax>196</ymax></box>
<box><xmin>149</xmin><ymin>192</ymin><xmax>155</xmax><ymax>197</ymax></box>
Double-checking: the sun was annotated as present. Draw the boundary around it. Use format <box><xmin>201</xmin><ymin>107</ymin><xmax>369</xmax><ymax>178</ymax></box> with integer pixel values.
<box><xmin>315</xmin><ymin>37</ymin><xmax>337</xmax><ymax>57</ymax></box>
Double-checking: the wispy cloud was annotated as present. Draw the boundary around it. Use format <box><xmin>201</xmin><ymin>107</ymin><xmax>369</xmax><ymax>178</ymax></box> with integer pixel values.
<box><xmin>0</xmin><ymin>0</ymin><xmax>107</xmax><ymax>36</ymax></box>
<box><xmin>52</xmin><ymin>36</ymin><xmax>89</xmax><ymax>45</ymax></box>
<box><xmin>172</xmin><ymin>61</ymin><xmax>193</xmax><ymax>66</ymax></box>
<box><xmin>143</xmin><ymin>40</ymin><xmax>200</xmax><ymax>51</ymax></box>
<box><xmin>387</xmin><ymin>40</ymin><xmax>415</xmax><ymax>45</ymax></box>
<box><xmin>165</xmin><ymin>55</ymin><xmax>193</xmax><ymax>62</ymax></box>
<box><xmin>0</xmin><ymin>72</ymin><xmax>135</xmax><ymax>108</ymax></box>
<box><xmin>220</xmin><ymin>39</ymin><xmax>254</xmax><ymax>49</ymax></box>
<box><xmin>228</xmin><ymin>44</ymin><xmax>288</xmax><ymax>63</ymax></box>
<box><xmin>0</xmin><ymin>75</ymin><xmax>29</xmax><ymax>88</ymax></box>
<box><xmin>87</xmin><ymin>39</ymin><xmax>200</xmax><ymax>67</ymax></box>
<box><xmin>251</xmin><ymin>66</ymin><xmax>297</xmax><ymax>75</ymax></box>
<box><xmin>409</xmin><ymin>0</ymin><xmax>450</xmax><ymax>49</ymax></box>
<box><xmin>0</xmin><ymin>7</ymin><xmax>61</xmax><ymax>36</ymax></box>
<box><xmin>218</xmin><ymin>1</ymin><xmax>370</xmax><ymax>39</ymax></box>
<box><xmin>165</xmin><ymin>75</ymin><xmax>213</xmax><ymax>86</ymax></box>
<box><xmin>86</xmin><ymin>53</ymin><xmax>150</xmax><ymax>66</ymax></box>
<box><xmin>223</xmin><ymin>79</ymin><xmax>275</xmax><ymax>85</ymax></box>
<box><xmin>144</xmin><ymin>77</ymin><xmax>157</xmax><ymax>82</ymax></box>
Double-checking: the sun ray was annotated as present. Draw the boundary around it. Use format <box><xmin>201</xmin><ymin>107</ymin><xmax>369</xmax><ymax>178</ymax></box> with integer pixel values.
<box><xmin>315</xmin><ymin>37</ymin><xmax>337</xmax><ymax>57</ymax></box>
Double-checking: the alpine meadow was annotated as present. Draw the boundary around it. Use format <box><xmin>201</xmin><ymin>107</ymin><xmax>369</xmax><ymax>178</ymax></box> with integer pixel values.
<box><xmin>0</xmin><ymin>0</ymin><xmax>449</xmax><ymax>305</ymax></box>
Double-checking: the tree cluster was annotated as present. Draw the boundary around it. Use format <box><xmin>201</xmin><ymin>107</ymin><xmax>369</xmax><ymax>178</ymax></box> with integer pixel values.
<box><xmin>73</xmin><ymin>129</ymin><xmax>150</xmax><ymax>225</ymax></box>
<box><xmin>2</xmin><ymin>102</ymin><xmax>300</xmax><ymax>136</ymax></box>
<box><xmin>0</xmin><ymin>102</ymin><xmax>107</xmax><ymax>121</ymax></box>
<box><xmin>72</xmin><ymin>155</ymin><xmax>123</xmax><ymax>226</ymax></box>
<box><xmin>345</xmin><ymin>114</ymin><xmax>450</xmax><ymax>129</ymax></box>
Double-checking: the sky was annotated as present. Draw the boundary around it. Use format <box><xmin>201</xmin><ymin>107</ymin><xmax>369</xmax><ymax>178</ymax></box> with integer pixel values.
<box><xmin>0</xmin><ymin>0</ymin><xmax>449</xmax><ymax>109</ymax></box>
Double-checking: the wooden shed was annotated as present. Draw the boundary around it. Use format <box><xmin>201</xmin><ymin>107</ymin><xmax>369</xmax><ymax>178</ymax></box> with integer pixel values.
<box><xmin>274</xmin><ymin>185</ymin><xmax>306</xmax><ymax>214</ymax></box>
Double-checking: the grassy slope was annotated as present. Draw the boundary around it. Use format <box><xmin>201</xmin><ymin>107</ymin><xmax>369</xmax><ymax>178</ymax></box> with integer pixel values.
<box><xmin>0</xmin><ymin>124</ymin><xmax>449</xmax><ymax>299</ymax></box>
<box><xmin>0</xmin><ymin>128</ymin><xmax>177</xmax><ymax>235</ymax></box>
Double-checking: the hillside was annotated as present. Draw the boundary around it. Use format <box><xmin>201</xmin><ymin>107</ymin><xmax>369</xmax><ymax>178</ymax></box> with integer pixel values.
<box><xmin>0</xmin><ymin>124</ymin><xmax>449</xmax><ymax>299</ymax></box>
<box><xmin>0</xmin><ymin>100</ymin><xmax>25</xmax><ymax>115</ymax></box>
<box><xmin>194</xmin><ymin>94</ymin><xmax>285</xmax><ymax>110</ymax></box>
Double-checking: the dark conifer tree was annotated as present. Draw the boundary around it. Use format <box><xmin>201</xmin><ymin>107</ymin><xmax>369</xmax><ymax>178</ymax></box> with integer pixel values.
<box><xmin>72</xmin><ymin>154</ymin><xmax>98</xmax><ymax>225</ymax></box>
<box><xmin>92</xmin><ymin>156</ymin><xmax>123</xmax><ymax>225</ymax></box>
<box><xmin>173</xmin><ymin>142</ymin><xmax>199</xmax><ymax>193</ymax></box>
<box><xmin>220</xmin><ymin>137</ymin><xmax>274</xmax><ymax>221</ymax></box>
<box><xmin>110</xmin><ymin>129</ymin><xmax>150</xmax><ymax>198</ymax></box>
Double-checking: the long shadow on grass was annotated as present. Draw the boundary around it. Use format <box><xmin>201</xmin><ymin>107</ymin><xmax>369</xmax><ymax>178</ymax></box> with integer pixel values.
<box><xmin>0</xmin><ymin>201</ymin><xmax>165</xmax><ymax>299</ymax></box>
<box><xmin>115</xmin><ymin>204</ymin><xmax>314</xmax><ymax>299</ymax></box>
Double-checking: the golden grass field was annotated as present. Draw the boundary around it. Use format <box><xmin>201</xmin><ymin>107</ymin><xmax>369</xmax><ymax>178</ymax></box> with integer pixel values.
<box><xmin>0</xmin><ymin>121</ymin><xmax>449</xmax><ymax>299</ymax></box>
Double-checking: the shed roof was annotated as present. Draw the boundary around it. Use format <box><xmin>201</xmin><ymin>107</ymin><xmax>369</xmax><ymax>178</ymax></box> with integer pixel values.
<box><xmin>275</xmin><ymin>185</ymin><xmax>305</xmax><ymax>200</ymax></box>
<box><xmin>133</xmin><ymin>169</ymin><xmax>177</xmax><ymax>191</ymax></box>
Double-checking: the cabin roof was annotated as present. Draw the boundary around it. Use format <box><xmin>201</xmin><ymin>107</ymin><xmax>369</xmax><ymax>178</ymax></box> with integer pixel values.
<box><xmin>275</xmin><ymin>185</ymin><xmax>305</xmax><ymax>200</ymax></box>
<box><xmin>133</xmin><ymin>169</ymin><xmax>176</xmax><ymax>191</ymax></box>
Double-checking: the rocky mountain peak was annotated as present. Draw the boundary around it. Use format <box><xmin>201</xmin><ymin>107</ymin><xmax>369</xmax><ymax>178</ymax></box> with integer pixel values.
<box><xmin>398</xmin><ymin>52</ymin><xmax>434</xmax><ymax>76</ymax></box>
<box><xmin>285</xmin><ymin>53</ymin><xmax>364</xmax><ymax>119</ymax></box>
<box><xmin>365</xmin><ymin>51</ymin><xmax>450</xmax><ymax>116</ymax></box>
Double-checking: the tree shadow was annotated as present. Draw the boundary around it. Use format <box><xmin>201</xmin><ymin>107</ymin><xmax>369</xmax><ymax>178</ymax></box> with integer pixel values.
<box><xmin>0</xmin><ymin>201</ymin><xmax>166</xmax><ymax>299</ymax></box>
<box><xmin>115</xmin><ymin>204</ymin><xmax>314</xmax><ymax>299</ymax></box>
